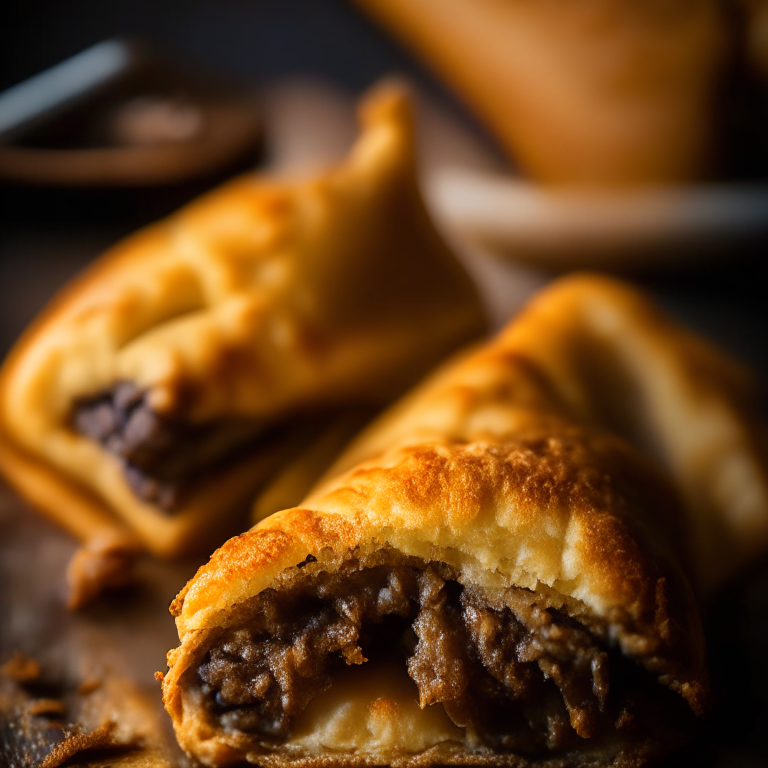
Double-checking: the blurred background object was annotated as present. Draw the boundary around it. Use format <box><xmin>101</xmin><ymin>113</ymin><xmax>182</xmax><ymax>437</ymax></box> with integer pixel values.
<box><xmin>354</xmin><ymin>0</ymin><xmax>768</xmax><ymax>186</ymax></box>
<box><xmin>428</xmin><ymin>170</ymin><xmax>768</xmax><ymax>269</ymax></box>
<box><xmin>0</xmin><ymin>39</ymin><xmax>261</xmax><ymax>187</ymax></box>
<box><xmin>0</xmin><ymin>37</ymin><xmax>262</xmax><ymax>226</ymax></box>
<box><xmin>349</xmin><ymin>0</ymin><xmax>768</xmax><ymax>270</ymax></box>
<box><xmin>743</xmin><ymin>0</ymin><xmax>768</xmax><ymax>77</ymax></box>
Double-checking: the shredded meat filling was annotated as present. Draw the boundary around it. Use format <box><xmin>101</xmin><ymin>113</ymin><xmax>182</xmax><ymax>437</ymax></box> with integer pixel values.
<box><xmin>72</xmin><ymin>382</ymin><xmax>270</xmax><ymax>510</ymax></box>
<box><xmin>193</xmin><ymin>558</ymin><xmax>672</xmax><ymax>753</ymax></box>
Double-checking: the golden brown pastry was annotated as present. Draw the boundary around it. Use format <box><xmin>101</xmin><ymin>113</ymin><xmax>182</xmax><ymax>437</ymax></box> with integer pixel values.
<box><xmin>329</xmin><ymin>275</ymin><xmax>768</xmax><ymax>592</ymax></box>
<box><xmin>354</xmin><ymin>0</ymin><xmax>730</xmax><ymax>185</ymax></box>
<box><xmin>162</xmin><ymin>276</ymin><xmax>768</xmax><ymax>767</ymax></box>
<box><xmin>0</xmin><ymin>83</ymin><xmax>485</xmax><ymax>593</ymax></box>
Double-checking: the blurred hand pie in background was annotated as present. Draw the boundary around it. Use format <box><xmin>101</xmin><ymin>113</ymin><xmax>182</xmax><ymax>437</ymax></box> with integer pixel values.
<box><xmin>0</xmin><ymin>82</ymin><xmax>486</xmax><ymax>608</ymax></box>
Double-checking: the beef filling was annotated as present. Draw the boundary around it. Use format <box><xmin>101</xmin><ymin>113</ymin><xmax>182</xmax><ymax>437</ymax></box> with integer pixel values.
<box><xmin>72</xmin><ymin>382</ymin><xmax>272</xmax><ymax>510</ymax></box>
<box><xmin>195</xmin><ymin>557</ymin><xmax>689</xmax><ymax>754</ymax></box>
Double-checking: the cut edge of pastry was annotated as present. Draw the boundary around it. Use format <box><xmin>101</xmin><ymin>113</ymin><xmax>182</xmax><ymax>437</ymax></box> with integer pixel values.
<box><xmin>160</xmin><ymin>273</ymin><xmax>768</xmax><ymax>767</ymax></box>
<box><xmin>162</xmin><ymin>541</ymin><xmax>706</xmax><ymax>768</ymax></box>
<box><xmin>162</xmin><ymin>432</ymin><xmax>709</xmax><ymax>767</ymax></box>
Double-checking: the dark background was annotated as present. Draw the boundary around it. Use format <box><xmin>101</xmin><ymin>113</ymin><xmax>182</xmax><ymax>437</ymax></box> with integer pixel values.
<box><xmin>0</xmin><ymin>0</ymin><xmax>442</xmax><ymax>95</ymax></box>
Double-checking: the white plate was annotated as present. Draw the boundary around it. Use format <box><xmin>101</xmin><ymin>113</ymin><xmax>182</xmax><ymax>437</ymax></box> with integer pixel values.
<box><xmin>427</xmin><ymin>170</ymin><xmax>768</xmax><ymax>270</ymax></box>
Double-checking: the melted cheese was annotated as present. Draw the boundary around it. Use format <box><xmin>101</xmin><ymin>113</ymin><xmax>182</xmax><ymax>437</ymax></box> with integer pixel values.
<box><xmin>290</xmin><ymin>659</ymin><xmax>466</xmax><ymax>754</ymax></box>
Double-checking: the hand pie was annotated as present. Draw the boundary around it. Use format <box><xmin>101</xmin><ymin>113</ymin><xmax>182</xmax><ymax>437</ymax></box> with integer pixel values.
<box><xmin>354</xmin><ymin>0</ymin><xmax>729</xmax><ymax>185</ymax></box>
<box><xmin>163</xmin><ymin>276</ymin><xmax>768</xmax><ymax>766</ymax></box>
<box><xmin>330</xmin><ymin>274</ymin><xmax>768</xmax><ymax>593</ymax></box>
<box><xmin>0</xmin><ymin>83</ymin><xmax>485</xmax><ymax>590</ymax></box>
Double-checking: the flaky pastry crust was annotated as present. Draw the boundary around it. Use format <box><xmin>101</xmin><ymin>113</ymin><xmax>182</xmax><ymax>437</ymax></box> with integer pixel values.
<box><xmin>157</xmin><ymin>276</ymin><xmax>768</xmax><ymax>767</ymax></box>
<box><xmin>0</xmin><ymin>83</ymin><xmax>485</xmax><ymax>572</ymax></box>
<box><xmin>327</xmin><ymin>275</ymin><xmax>768</xmax><ymax>592</ymax></box>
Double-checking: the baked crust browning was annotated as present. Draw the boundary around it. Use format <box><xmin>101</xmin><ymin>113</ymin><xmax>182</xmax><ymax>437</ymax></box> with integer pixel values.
<box><xmin>163</xmin><ymin>430</ymin><xmax>708</xmax><ymax>766</ymax></box>
<box><xmin>0</xmin><ymin>82</ymin><xmax>485</xmax><ymax>568</ymax></box>
<box><xmin>162</xmin><ymin>275</ymin><xmax>768</xmax><ymax>766</ymax></box>
<box><xmin>325</xmin><ymin>275</ymin><xmax>768</xmax><ymax>592</ymax></box>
